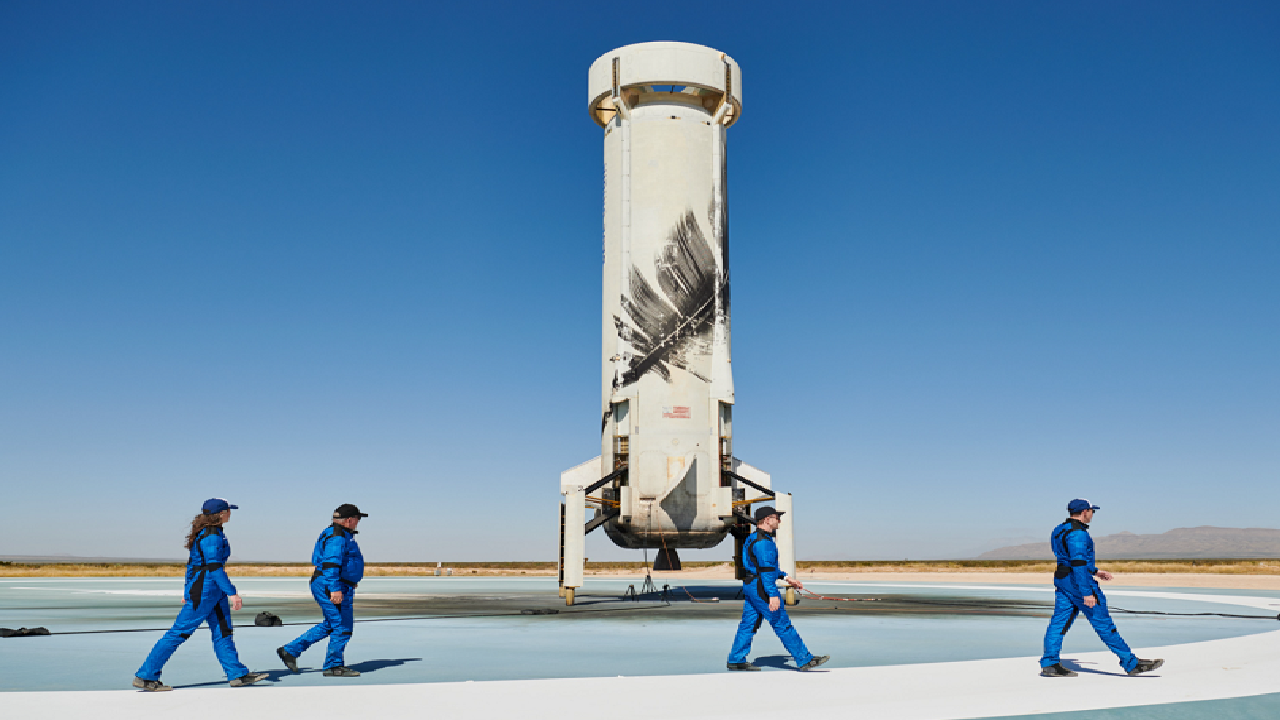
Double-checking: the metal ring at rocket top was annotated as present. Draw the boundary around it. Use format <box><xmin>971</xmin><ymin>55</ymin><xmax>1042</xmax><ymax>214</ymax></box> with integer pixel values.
<box><xmin>587</xmin><ymin>42</ymin><xmax>743</xmax><ymax>128</ymax></box>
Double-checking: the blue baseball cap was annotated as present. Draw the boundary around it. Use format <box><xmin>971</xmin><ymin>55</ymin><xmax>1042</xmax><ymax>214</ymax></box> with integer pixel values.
<box><xmin>202</xmin><ymin>498</ymin><xmax>238</xmax><ymax>515</ymax></box>
<box><xmin>1067</xmin><ymin>498</ymin><xmax>1100</xmax><ymax>514</ymax></box>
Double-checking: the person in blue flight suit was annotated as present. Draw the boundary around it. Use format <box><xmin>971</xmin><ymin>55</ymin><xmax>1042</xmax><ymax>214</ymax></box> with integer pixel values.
<box><xmin>277</xmin><ymin>503</ymin><xmax>368</xmax><ymax>677</ymax></box>
<box><xmin>133</xmin><ymin>499</ymin><xmax>269</xmax><ymax>691</ymax></box>
<box><xmin>1040</xmin><ymin>499</ymin><xmax>1164</xmax><ymax>677</ymax></box>
<box><xmin>727</xmin><ymin>506</ymin><xmax>830</xmax><ymax>672</ymax></box>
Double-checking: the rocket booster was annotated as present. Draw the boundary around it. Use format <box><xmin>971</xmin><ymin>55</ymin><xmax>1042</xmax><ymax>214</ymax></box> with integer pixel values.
<box><xmin>562</xmin><ymin>42</ymin><xmax>771</xmax><ymax>555</ymax></box>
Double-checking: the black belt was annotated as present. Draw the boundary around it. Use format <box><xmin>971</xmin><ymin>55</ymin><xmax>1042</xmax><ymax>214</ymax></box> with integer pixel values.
<box><xmin>743</xmin><ymin>566</ymin><xmax>778</xmax><ymax>582</ymax></box>
<box><xmin>743</xmin><ymin>567</ymin><xmax>781</xmax><ymax>603</ymax></box>
<box><xmin>187</xmin><ymin>563</ymin><xmax>225</xmax><ymax>609</ymax></box>
<box><xmin>310</xmin><ymin>564</ymin><xmax>355</xmax><ymax>589</ymax></box>
<box><xmin>1054</xmin><ymin>561</ymin><xmax>1088</xmax><ymax>580</ymax></box>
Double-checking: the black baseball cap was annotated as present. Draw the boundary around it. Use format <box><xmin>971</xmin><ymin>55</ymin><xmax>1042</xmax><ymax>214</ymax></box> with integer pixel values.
<box><xmin>753</xmin><ymin>506</ymin><xmax>784</xmax><ymax>523</ymax></box>
<box><xmin>333</xmin><ymin>503</ymin><xmax>369</xmax><ymax>519</ymax></box>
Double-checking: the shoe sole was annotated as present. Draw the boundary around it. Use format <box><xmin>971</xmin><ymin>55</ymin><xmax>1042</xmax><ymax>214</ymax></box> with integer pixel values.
<box><xmin>1041</xmin><ymin>671</ymin><xmax>1078</xmax><ymax>677</ymax></box>
<box><xmin>726</xmin><ymin>666</ymin><xmax>761</xmax><ymax>671</ymax></box>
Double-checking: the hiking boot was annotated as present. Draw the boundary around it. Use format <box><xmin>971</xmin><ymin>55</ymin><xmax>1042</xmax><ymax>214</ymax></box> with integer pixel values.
<box><xmin>1128</xmin><ymin>658</ymin><xmax>1164</xmax><ymax>676</ymax></box>
<box><xmin>799</xmin><ymin>655</ymin><xmax>831</xmax><ymax>671</ymax></box>
<box><xmin>277</xmin><ymin>647</ymin><xmax>299</xmax><ymax>673</ymax></box>
<box><xmin>229</xmin><ymin>672</ymin><xmax>269</xmax><ymax>687</ymax></box>
<box><xmin>1040</xmin><ymin>663</ymin><xmax>1078</xmax><ymax>677</ymax></box>
<box><xmin>322</xmin><ymin>666</ymin><xmax>361</xmax><ymax>677</ymax></box>
<box><xmin>132</xmin><ymin>677</ymin><xmax>172</xmax><ymax>692</ymax></box>
<box><xmin>726</xmin><ymin>662</ymin><xmax>761</xmax><ymax>671</ymax></box>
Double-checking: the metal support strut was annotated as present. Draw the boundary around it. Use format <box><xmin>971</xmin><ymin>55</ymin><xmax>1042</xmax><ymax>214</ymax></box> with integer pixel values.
<box><xmin>560</xmin><ymin>487</ymin><xmax>586</xmax><ymax>605</ymax></box>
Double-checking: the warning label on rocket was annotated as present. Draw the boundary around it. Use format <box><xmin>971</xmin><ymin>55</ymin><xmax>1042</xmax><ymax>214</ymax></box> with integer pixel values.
<box><xmin>662</xmin><ymin>406</ymin><xmax>691</xmax><ymax>419</ymax></box>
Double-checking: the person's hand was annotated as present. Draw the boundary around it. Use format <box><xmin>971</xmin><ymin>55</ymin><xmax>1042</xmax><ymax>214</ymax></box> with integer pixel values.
<box><xmin>330</xmin><ymin>591</ymin><xmax>344</xmax><ymax>605</ymax></box>
<box><xmin>229</xmin><ymin>594</ymin><xmax>243</xmax><ymax>611</ymax></box>
<box><xmin>1083</xmin><ymin>595</ymin><xmax>1097</xmax><ymax>608</ymax></box>
<box><xmin>1095</xmin><ymin>570</ymin><xmax>1114</xmax><ymax>582</ymax></box>
<box><xmin>768</xmin><ymin>596</ymin><xmax>781</xmax><ymax>612</ymax></box>
<box><xmin>787</xmin><ymin>578</ymin><xmax>805</xmax><ymax>591</ymax></box>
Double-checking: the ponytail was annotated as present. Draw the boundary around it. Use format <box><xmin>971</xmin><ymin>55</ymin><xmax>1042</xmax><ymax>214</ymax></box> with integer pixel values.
<box><xmin>184</xmin><ymin>512</ymin><xmax>224</xmax><ymax>550</ymax></box>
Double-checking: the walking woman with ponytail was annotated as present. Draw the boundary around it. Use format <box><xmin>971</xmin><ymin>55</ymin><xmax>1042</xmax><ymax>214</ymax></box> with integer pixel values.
<box><xmin>133</xmin><ymin>498</ymin><xmax>268</xmax><ymax>691</ymax></box>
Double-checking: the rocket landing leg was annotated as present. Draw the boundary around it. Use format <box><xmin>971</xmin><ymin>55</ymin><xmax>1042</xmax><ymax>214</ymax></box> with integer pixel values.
<box><xmin>773</xmin><ymin>493</ymin><xmax>798</xmax><ymax>606</ymax></box>
<box><xmin>560</xmin><ymin>488</ymin><xmax>586</xmax><ymax>606</ymax></box>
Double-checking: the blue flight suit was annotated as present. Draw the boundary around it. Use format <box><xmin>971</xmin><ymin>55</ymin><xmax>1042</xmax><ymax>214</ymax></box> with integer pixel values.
<box><xmin>1041</xmin><ymin>518</ymin><xmax>1139</xmax><ymax>672</ymax></box>
<box><xmin>282</xmin><ymin>524</ymin><xmax>365</xmax><ymax>669</ymax></box>
<box><xmin>727</xmin><ymin>529</ymin><xmax>814</xmax><ymax>667</ymax></box>
<box><xmin>136</xmin><ymin>527</ymin><xmax>250</xmax><ymax>681</ymax></box>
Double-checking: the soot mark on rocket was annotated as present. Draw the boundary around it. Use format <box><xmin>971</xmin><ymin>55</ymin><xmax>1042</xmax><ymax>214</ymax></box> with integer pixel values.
<box><xmin>659</xmin><ymin>457</ymin><xmax>699</xmax><ymax>532</ymax></box>
<box><xmin>712</xmin><ymin>150</ymin><xmax>730</xmax><ymax>325</ymax></box>
<box><xmin>615</xmin><ymin>208</ymin><xmax>726</xmax><ymax>388</ymax></box>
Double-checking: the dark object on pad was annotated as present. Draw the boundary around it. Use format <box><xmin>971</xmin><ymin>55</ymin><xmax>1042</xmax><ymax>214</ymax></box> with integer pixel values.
<box><xmin>1</xmin><ymin>627</ymin><xmax>51</xmax><ymax>637</ymax></box>
<box><xmin>254</xmin><ymin>612</ymin><xmax>283</xmax><ymax>627</ymax></box>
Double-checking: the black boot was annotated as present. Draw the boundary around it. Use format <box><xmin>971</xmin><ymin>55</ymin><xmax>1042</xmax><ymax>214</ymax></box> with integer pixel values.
<box><xmin>230</xmin><ymin>672</ymin><xmax>269</xmax><ymax>687</ymax></box>
<box><xmin>726</xmin><ymin>662</ymin><xmax>761</xmax><ymax>671</ymax></box>
<box><xmin>323</xmin><ymin>666</ymin><xmax>361</xmax><ymax>677</ymax></box>
<box><xmin>799</xmin><ymin>655</ymin><xmax>830</xmax><ymax>671</ymax></box>
<box><xmin>132</xmin><ymin>676</ymin><xmax>172</xmax><ymax>692</ymax></box>
<box><xmin>1128</xmin><ymin>658</ymin><xmax>1164</xmax><ymax>676</ymax></box>
<box><xmin>1040</xmin><ymin>663</ymin><xmax>1078</xmax><ymax>677</ymax></box>
<box><xmin>277</xmin><ymin>647</ymin><xmax>300</xmax><ymax>673</ymax></box>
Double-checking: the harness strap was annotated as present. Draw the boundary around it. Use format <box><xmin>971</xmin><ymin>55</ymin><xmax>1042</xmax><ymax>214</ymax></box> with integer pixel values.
<box><xmin>1053</xmin><ymin>523</ymin><xmax>1099</xmax><ymax>582</ymax></box>
<box><xmin>742</xmin><ymin>535</ymin><xmax>765</xmax><ymax>576</ymax></box>
<box><xmin>312</xmin><ymin>530</ymin><xmax>347</xmax><ymax>583</ymax></box>
<box><xmin>212</xmin><ymin>602</ymin><xmax>233</xmax><ymax>639</ymax></box>
<box><xmin>1053</xmin><ymin>525</ymin><xmax>1082</xmax><ymax>568</ymax></box>
<box><xmin>742</xmin><ymin>533</ymin><xmax>781</xmax><ymax>602</ymax></box>
<box><xmin>188</xmin><ymin>527</ymin><xmax>218</xmax><ymax>609</ymax></box>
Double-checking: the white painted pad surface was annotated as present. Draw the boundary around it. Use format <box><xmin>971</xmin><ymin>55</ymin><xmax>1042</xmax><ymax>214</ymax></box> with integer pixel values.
<box><xmin>11</xmin><ymin>590</ymin><xmax>1280</xmax><ymax>720</ymax></box>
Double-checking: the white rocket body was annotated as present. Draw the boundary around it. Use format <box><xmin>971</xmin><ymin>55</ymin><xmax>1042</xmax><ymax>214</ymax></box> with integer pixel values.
<box><xmin>561</xmin><ymin>43</ymin><xmax>774</xmax><ymax>559</ymax></box>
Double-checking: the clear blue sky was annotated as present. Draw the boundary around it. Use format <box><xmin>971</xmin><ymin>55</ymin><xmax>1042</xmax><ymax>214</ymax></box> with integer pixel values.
<box><xmin>2</xmin><ymin>1</ymin><xmax>1277</xmax><ymax>562</ymax></box>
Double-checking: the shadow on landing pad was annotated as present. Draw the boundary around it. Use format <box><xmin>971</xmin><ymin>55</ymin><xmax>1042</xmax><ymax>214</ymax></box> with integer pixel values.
<box><xmin>170</xmin><ymin>659</ymin><xmax>422</xmax><ymax>689</ymax></box>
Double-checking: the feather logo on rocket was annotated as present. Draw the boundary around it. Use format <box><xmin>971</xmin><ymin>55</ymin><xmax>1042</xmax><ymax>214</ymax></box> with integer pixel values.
<box><xmin>614</xmin><ymin>203</ymin><xmax>727</xmax><ymax>389</ymax></box>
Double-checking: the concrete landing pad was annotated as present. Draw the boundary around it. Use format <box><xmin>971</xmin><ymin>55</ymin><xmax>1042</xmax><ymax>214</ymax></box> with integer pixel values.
<box><xmin>4</xmin><ymin>578</ymin><xmax>1279</xmax><ymax>719</ymax></box>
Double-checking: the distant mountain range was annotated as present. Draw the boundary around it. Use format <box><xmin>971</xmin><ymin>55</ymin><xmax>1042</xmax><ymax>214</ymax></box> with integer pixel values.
<box><xmin>979</xmin><ymin>526</ymin><xmax>1280</xmax><ymax>560</ymax></box>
